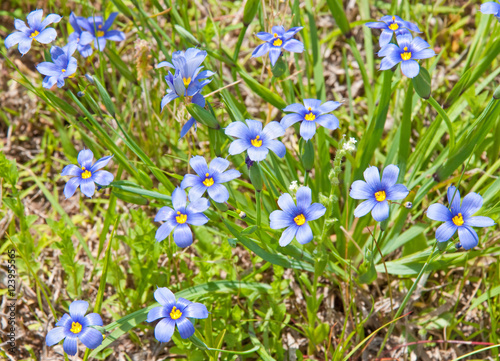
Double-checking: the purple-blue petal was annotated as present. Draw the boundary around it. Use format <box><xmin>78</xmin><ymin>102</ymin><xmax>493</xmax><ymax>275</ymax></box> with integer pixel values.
<box><xmin>435</xmin><ymin>221</ymin><xmax>457</xmax><ymax>242</ymax></box>
<box><xmin>264</xmin><ymin>139</ymin><xmax>286</xmax><ymax>158</ymax></box>
<box><xmin>386</xmin><ymin>184</ymin><xmax>409</xmax><ymax>200</ymax></box>
<box><xmin>176</xmin><ymin>317</ymin><xmax>195</xmax><ymax>339</ymax></box>
<box><xmin>460</xmin><ymin>192</ymin><xmax>483</xmax><ymax>218</ymax></box>
<box><xmin>363</xmin><ymin>166</ymin><xmax>382</xmax><ymax>190</ymax></box>
<box><xmin>268</xmin><ymin>47</ymin><xmax>281</xmax><ymax>66</ymax></box>
<box><xmin>64</xmin><ymin>177</ymin><xmax>81</xmax><ymax>199</ymax></box>
<box><xmin>80</xmin><ymin>179</ymin><xmax>96</xmax><ymax>198</ymax></box>
<box><xmin>154</xmin><ymin>318</ymin><xmax>176</xmax><ymax>343</ymax></box>
<box><xmin>380</xmin><ymin>52</ymin><xmax>402</xmax><ymax>70</ymax></box>
<box><xmin>69</xmin><ymin>300</ymin><xmax>88</xmax><ymax>321</ymax></box>
<box><xmin>173</xmin><ymin>224</ymin><xmax>193</xmax><ymax>248</ymax></box>
<box><xmin>270</xmin><ymin>209</ymin><xmax>294</xmax><ymax>229</ymax></box>
<box><xmin>183</xmin><ymin>303</ymin><xmax>209</xmax><ymax>319</ymax></box>
<box><xmin>154</xmin><ymin>287</ymin><xmax>176</xmax><ymax>308</ymax></box>
<box><xmin>187</xmin><ymin>212</ymin><xmax>209</xmax><ymax>226</ymax></box>
<box><xmin>458</xmin><ymin>226</ymin><xmax>479</xmax><ymax>250</ymax></box>
<box><xmin>90</xmin><ymin>155</ymin><xmax>113</xmax><ymax>172</ymax></box>
<box><xmin>255</xmin><ymin>32</ymin><xmax>273</xmax><ymax>41</ymax></box>
<box><xmin>78</xmin><ymin>327</ymin><xmax>103</xmax><ymax>349</ymax></box>
<box><xmin>281</xmin><ymin>113</ymin><xmax>303</xmax><ymax>129</ymax></box>
<box><xmin>186</xmin><ymin>197</ymin><xmax>210</xmax><ymax>213</ymax></box>
<box><xmin>283</xmin><ymin>103</ymin><xmax>306</xmax><ymax>113</ymax></box>
<box><xmin>228</xmin><ymin>139</ymin><xmax>251</xmax><ymax>155</ymax></box>
<box><xmin>172</xmin><ymin>187</ymin><xmax>187</xmax><ymax>210</ymax></box>
<box><xmin>247</xmin><ymin>146</ymin><xmax>269</xmax><ymax>162</ymax></box>
<box><xmin>465</xmin><ymin>216</ymin><xmax>495</xmax><ymax>228</ymax></box>
<box><xmin>35</xmin><ymin>28</ymin><xmax>57</xmax><ymax>44</ymax></box>
<box><xmin>365</xmin><ymin>21</ymin><xmax>387</xmax><ymax>29</ymax></box>
<box><xmin>46</xmin><ymin>327</ymin><xmax>67</xmax><ymax>346</ymax></box>
<box><xmin>411</xmin><ymin>49</ymin><xmax>435</xmax><ymax>60</ymax></box>
<box><xmin>277</xmin><ymin>193</ymin><xmax>298</xmax><ymax>215</ymax></box>
<box><xmin>401</xmin><ymin>59</ymin><xmax>420</xmax><ymax>78</ymax></box>
<box><xmin>279</xmin><ymin>225</ymin><xmax>299</xmax><ymax>247</ymax></box>
<box><xmin>354</xmin><ymin>199</ymin><xmax>377</xmax><ymax>218</ymax></box>
<box><xmin>481</xmin><ymin>2</ymin><xmax>500</xmax><ymax>15</ymax></box>
<box><xmin>147</xmin><ymin>306</ymin><xmax>169</xmax><ymax>322</ymax></box>
<box><xmin>55</xmin><ymin>313</ymin><xmax>72</xmax><ymax>327</ymax></box>
<box><xmin>207</xmin><ymin>184</ymin><xmax>229</xmax><ymax>203</ymax></box>
<box><xmin>208</xmin><ymin>157</ymin><xmax>230</xmax><ymax>174</ymax></box>
<box><xmin>381</xmin><ymin>164</ymin><xmax>400</xmax><ymax>188</ymax></box>
<box><xmin>304</xmin><ymin>203</ymin><xmax>326</xmax><ymax>222</ymax></box>
<box><xmin>315</xmin><ymin>114</ymin><xmax>339</xmax><ymax>131</ymax></box>
<box><xmin>379</xmin><ymin>30</ymin><xmax>394</xmax><ymax>47</ymax></box>
<box><xmin>225</xmin><ymin>121</ymin><xmax>249</xmax><ymax>139</ymax></box>
<box><xmin>282</xmin><ymin>39</ymin><xmax>304</xmax><ymax>53</ymax></box>
<box><xmin>61</xmin><ymin>164</ymin><xmax>82</xmax><ymax>177</ymax></box>
<box><xmin>296</xmin><ymin>187</ymin><xmax>312</xmax><ymax>211</ymax></box>
<box><xmin>181</xmin><ymin>174</ymin><xmax>199</xmax><ymax>189</ymax></box>
<box><xmin>283</xmin><ymin>26</ymin><xmax>303</xmax><ymax>39</ymax></box>
<box><xmin>92</xmin><ymin>170</ymin><xmax>114</xmax><ymax>186</ymax></box>
<box><xmin>296</xmin><ymin>223</ymin><xmax>313</xmax><ymax>244</ymax></box>
<box><xmin>63</xmin><ymin>334</ymin><xmax>78</xmax><ymax>356</ymax></box>
<box><xmin>447</xmin><ymin>186</ymin><xmax>461</xmax><ymax>215</ymax></box>
<box><xmin>252</xmin><ymin>42</ymin><xmax>270</xmax><ymax>58</ymax></box>
<box><xmin>189</xmin><ymin>155</ymin><xmax>209</xmax><ymax>176</ymax></box>
<box><xmin>27</xmin><ymin>9</ymin><xmax>43</xmax><ymax>28</ymax></box>
<box><xmin>5</xmin><ymin>32</ymin><xmax>28</xmax><ymax>50</ymax></box>
<box><xmin>300</xmin><ymin>120</ymin><xmax>317</xmax><ymax>141</ymax></box>
<box><xmin>427</xmin><ymin>203</ymin><xmax>452</xmax><ymax>222</ymax></box>
<box><xmin>350</xmin><ymin>180</ymin><xmax>373</xmax><ymax>200</ymax></box>
<box><xmin>262</xmin><ymin>121</ymin><xmax>285</xmax><ymax>140</ymax></box>
<box><xmin>371</xmin><ymin>201</ymin><xmax>390</xmax><ymax>222</ymax></box>
<box><xmin>214</xmin><ymin>169</ymin><xmax>240</xmax><ymax>183</ymax></box>
<box><xmin>155</xmin><ymin>221</ymin><xmax>175</xmax><ymax>242</ymax></box>
<box><xmin>84</xmin><ymin>313</ymin><xmax>103</xmax><ymax>327</ymax></box>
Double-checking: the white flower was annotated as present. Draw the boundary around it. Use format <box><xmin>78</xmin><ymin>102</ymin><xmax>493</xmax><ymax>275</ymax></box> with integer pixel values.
<box><xmin>289</xmin><ymin>180</ymin><xmax>299</xmax><ymax>192</ymax></box>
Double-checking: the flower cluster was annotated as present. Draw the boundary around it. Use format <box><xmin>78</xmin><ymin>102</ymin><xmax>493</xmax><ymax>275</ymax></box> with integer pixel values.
<box><xmin>366</xmin><ymin>15</ymin><xmax>435</xmax><ymax>78</ymax></box>
<box><xmin>252</xmin><ymin>25</ymin><xmax>304</xmax><ymax>66</ymax></box>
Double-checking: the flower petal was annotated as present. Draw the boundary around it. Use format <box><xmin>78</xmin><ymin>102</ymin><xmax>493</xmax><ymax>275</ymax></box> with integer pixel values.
<box><xmin>255</xmin><ymin>32</ymin><xmax>273</xmax><ymax>41</ymax></box>
<box><xmin>371</xmin><ymin>201</ymin><xmax>390</xmax><ymax>222</ymax></box>
<box><xmin>155</xmin><ymin>222</ymin><xmax>175</xmax><ymax>242</ymax></box>
<box><xmin>35</xmin><ymin>28</ymin><xmax>57</xmax><ymax>44</ymax></box>
<box><xmin>251</xmin><ymin>42</ymin><xmax>270</xmax><ymax>58</ymax></box>
<box><xmin>183</xmin><ymin>303</ymin><xmax>209</xmax><ymax>319</ymax></box>
<box><xmin>187</xmin><ymin>212</ymin><xmax>209</xmax><ymax>226</ymax></box>
<box><xmin>14</xmin><ymin>19</ymin><xmax>29</xmax><ymax>31</ymax></box>
<box><xmin>262</xmin><ymin>121</ymin><xmax>285</xmax><ymax>140</ymax></box>
<box><xmin>460</xmin><ymin>192</ymin><xmax>483</xmax><ymax>218</ymax></box>
<box><xmin>80</xmin><ymin>179</ymin><xmax>96</xmax><ymax>198</ymax></box>
<box><xmin>46</xmin><ymin>327</ymin><xmax>67</xmax><ymax>346</ymax></box>
<box><xmin>296</xmin><ymin>223</ymin><xmax>313</xmax><ymax>244</ymax></box>
<box><xmin>264</xmin><ymin>139</ymin><xmax>286</xmax><ymax>158</ymax></box>
<box><xmin>380</xmin><ymin>51</ymin><xmax>402</xmax><ymax>70</ymax></box>
<box><xmin>40</xmin><ymin>13</ymin><xmax>62</xmax><ymax>29</ymax></box>
<box><xmin>381</xmin><ymin>164</ymin><xmax>400</xmax><ymax>188</ymax></box>
<box><xmin>458</xmin><ymin>226</ymin><xmax>479</xmax><ymax>250</ymax></box>
<box><xmin>247</xmin><ymin>146</ymin><xmax>269</xmax><ymax>162</ymax></box>
<box><xmin>180</xmin><ymin>117</ymin><xmax>196</xmax><ymax>138</ymax></box>
<box><xmin>69</xmin><ymin>300</ymin><xmax>89</xmax><ymax>321</ymax></box>
<box><xmin>279</xmin><ymin>225</ymin><xmax>299</xmax><ymax>247</ymax></box>
<box><xmin>181</xmin><ymin>174</ymin><xmax>200</xmax><ymax>189</ymax></box>
<box><xmin>466</xmin><ymin>216</ymin><xmax>495</xmax><ymax>228</ymax></box>
<box><xmin>90</xmin><ymin>155</ymin><xmax>113</xmax><ymax>172</ymax></box>
<box><xmin>283</xmin><ymin>103</ymin><xmax>306</xmax><ymax>113</ymax></box>
<box><xmin>208</xmin><ymin>157</ymin><xmax>230</xmax><ymax>174</ymax></box>
<box><xmin>410</xmin><ymin>37</ymin><xmax>431</xmax><ymax>53</ymax></box>
<box><xmin>18</xmin><ymin>38</ymin><xmax>34</xmax><ymax>56</ymax></box>
<box><xmin>186</xmin><ymin>197</ymin><xmax>210</xmax><ymax>213</ymax></box>
<box><xmin>189</xmin><ymin>156</ymin><xmax>209</xmax><ymax>176</ymax></box>
<box><xmin>315</xmin><ymin>114</ymin><xmax>339</xmax><ymax>130</ymax></box>
<box><xmin>63</xmin><ymin>335</ymin><xmax>78</xmax><ymax>356</ymax></box>
<box><xmin>78</xmin><ymin>327</ymin><xmax>103</xmax><ymax>349</ymax></box>
<box><xmin>161</xmin><ymin>92</ymin><xmax>178</xmax><ymax>110</ymax></box>
<box><xmin>304</xmin><ymin>203</ymin><xmax>326</xmax><ymax>221</ymax></box>
<box><xmin>435</xmin><ymin>221</ymin><xmax>458</xmax><ymax>242</ymax></box>
<box><xmin>27</xmin><ymin>9</ymin><xmax>43</xmax><ymax>28</ymax></box>
<box><xmin>284</xmin><ymin>26</ymin><xmax>303</xmax><ymax>39</ymax></box>
<box><xmin>147</xmin><ymin>306</ymin><xmax>168</xmax><ymax>322</ymax></box>
<box><xmin>281</xmin><ymin>113</ymin><xmax>303</xmax><ymax>129</ymax></box>
<box><xmin>92</xmin><ymin>170</ymin><xmax>114</xmax><ymax>186</ymax></box>
<box><xmin>176</xmin><ymin>317</ymin><xmax>195</xmax><ymax>339</ymax></box>
<box><xmin>225</xmin><ymin>121</ymin><xmax>249</xmax><ymax>139</ymax></box>
<box><xmin>64</xmin><ymin>177</ymin><xmax>81</xmax><ymax>199</ymax></box>
<box><xmin>412</xmin><ymin>48</ymin><xmax>435</xmax><ymax>60</ymax></box>
<box><xmin>155</xmin><ymin>206</ymin><xmax>174</xmax><ymax>222</ymax></box>
<box><xmin>365</xmin><ymin>21</ymin><xmax>387</xmax><ymax>29</ymax></box>
<box><xmin>401</xmin><ymin>60</ymin><xmax>420</xmax><ymax>78</ymax></box>
<box><xmin>317</xmin><ymin>101</ymin><xmax>341</xmax><ymax>114</ymax></box>
<box><xmin>172</xmin><ymin>187</ymin><xmax>187</xmax><ymax>210</ymax></box>
<box><xmin>447</xmin><ymin>186</ymin><xmax>461</xmax><ymax>215</ymax></box>
<box><xmin>84</xmin><ymin>313</ymin><xmax>103</xmax><ymax>327</ymax></box>
<box><xmin>207</xmin><ymin>184</ymin><xmax>229</xmax><ymax>203</ymax></box>
<box><xmin>246</xmin><ymin>118</ymin><xmax>263</xmax><ymax>135</ymax></box>
<box><xmin>155</xmin><ymin>318</ymin><xmax>176</xmax><ymax>343</ymax></box>
<box><xmin>386</xmin><ymin>184</ymin><xmax>409</xmax><ymax>200</ymax></box>
<box><xmin>282</xmin><ymin>39</ymin><xmax>304</xmax><ymax>53</ymax></box>
<box><xmin>296</xmin><ymin>186</ymin><xmax>312</xmax><ymax>211</ymax></box>
<box><xmin>363</xmin><ymin>166</ymin><xmax>381</xmax><ymax>190</ymax></box>
<box><xmin>277</xmin><ymin>193</ymin><xmax>297</xmax><ymax>215</ymax></box>
<box><xmin>354</xmin><ymin>199</ymin><xmax>377</xmax><ymax>218</ymax></box>
<box><xmin>77</xmin><ymin>149</ymin><xmax>94</xmax><ymax>169</ymax></box>
<box><xmin>379</xmin><ymin>30</ymin><xmax>394</xmax><ymax>47</ymax></box>
<box><xmin>378</xmin><ymin>43</ymin><xmax>399</xmax><ymax>57</ymax></box>
<box><xmin>61</xmin><ymin>164</ymin><xmax>82</xmax><ymax>177</ymax></box>
<box><xmin>36</xmin><ymin>62</ymin><xmax>61</xmax><ymax>76</ymax></box>
<box><xmin>268</xmin><ymin>47</ymin><xmax>281</xmax><ymax>66</ymax></box>
<box><xmin>55</xmin><ymin>313</ymin><xmax>72</xmax><ymax>327</ymax></box>
<box><xmin>104</xmin><ymin>30</ymin><xmax>125</xmax><ymax>41</ymax></box>
<box><xmin>173</xmin><ymin>224</ymin><xmax>193</xmax><ymax>248</ymax></box>
<box><xmin>427</xmin><ymin>203</ymin><xmax>452</xmax><ymax>222</ymax></box>
<box><xmin>187</xmin><ymin>183</ymin><xmax>207</xmax><ymax>201</ymax></box>
<box><xmin>228</xmin><ymin>139</ymin><xmax>251</xmax><ymax>155</ymax></box>
<box><xmin>481</xmin><ymin>2</ymin><xmax>500</xmax><ymax>14</ymax></box>
<box><xmin>271</xmin><ymin>25</ymin><xmax>285</xmax><ymax>36</ymax></box>
<box><xmin>5</xmin><ymin>32</ymin><xmax>27</xmax><ymax>50</ymax></box>
<box><xmin>154</xmin><ymin>287</ymin><xmax>176</xmax><ymax>307</ymax></box>
<box><xmin>270</xmin><ymin>210</ymin><xmax>294</xmax><ymax>229</ymax></box>
<box><xmin>350</xmin><ymin>180</ymin><xmax>372</xmax><ymax>200</ymax></box>
<box><xmin>214</xmin><ymin>169</ymin><xmax>240</xmax><ymax>183</ymax></box>
<box><xmin>300</xmin><ymin>120</ymin><xmax>317</xmax><ymax>141</ymax></box>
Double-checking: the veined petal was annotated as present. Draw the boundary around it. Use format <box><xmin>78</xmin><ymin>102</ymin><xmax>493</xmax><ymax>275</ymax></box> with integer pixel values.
<box><xmin>154</xmin><ymin>287</ymin><xmax>176</xmax><ymax>307</ymax></box>
<box><xmin>80</xmin><ymin>179</ymin><xmax>96</xmax><ymax>198</ymax></box>
<box><xmin>410</xmin><ymin>37</ymin><xmax>431</xmax><ymax>53</ymax></box>
<box><xmin>172</xmin><ymin>187</ymin><xmax>187</xmax><ymax>210</ymax></box>
<box><xmin>435</xmin><ymin>221</ymin><xmax>457</xmax><ymax>242</ymax></box>
<box><xmin>90</xmin><ymin>155</ymin><xmax>113</xmax><ymax>172</ymax></box>
<box><xmin>156</xmin><ymin>222</ymin><xmax>175</xmax><ymax>242</ymax></box>
<box><xmin>281</xmin><ymin>113</ymin><xmax>303</xmax><ymax>129</ymax></box>
<box><xmin>300</xmin><ymin>120</ymin><xmax>317</xmax><ymax>141</ymax></box>
<box><xmin>303</xmin><ymin>99</ymin><xmax>322</xmax><ymax>110</ymax></box>
<box><xmin>371</xmin><ymin>201</ymin><xmax>390</xmax><ymax>222</ymax></box>
<box><xmin>386</xmin><ymin>184</ymin><xmax>409</xmax><ymax>200</ymax></box>
<box><xmin>207</xmin><ymin>184</ymin><xmax>229</xmax><ymax>203</ymax></box>
<box><xmin>262</xmin><ymin>121</ymin><xmax>285</xmax><ymax>139</ymax></box>
<box><xmin>379</xmin><ymin>30</ymin><xmax>394</xmax><ymax>47</ymax></box>
<box><xmin>350</xmin><ymin>180</ymin><xmax>372</xmax><ymax>200</ymax></box>
<box><xmin>264</xmin><ymin>139</ymin><xmax>286</xmax><ymax>158</ymax></box>
<box><xmin>315</xmin><ymin>114</ymin><xmax>339</xmax><ymax>130</ymax></box>
<box><xmin>278</xmin><ymin>225</ymin><xmax>299</xmax><ymax>247</ymax></box>
<box><xmin>380</xmin><ymin>52</ymin><xmax>402</xmax><ymax>70</ymax></box>
<box><xmin>155</xmin><ymin>206</ymin><xmax>174</xmax><ymax>222</ymax></box>
<box><xmin>378</xmin><ymin>43</ymin><xmax>399</xmax><ymax>57</ymax></box>
<box><xmin>14</xmin><ymin>19</ymin><xmax>29</xmax><ymax>32</ymax></box>
<box><xmin>354</xmin><ymin>199</ymin><xmax>377</xmax><ymax>218</ymax></box>
<box><xmin>103</xmin><ymin>12</ymin><xmax>118</xmax><ymax>31</ymax></box>
<box><xmin>296</xmin><ymin>223</ymin><xmax>313</xmax><ymax>244</ymax></box>
<box><xmin>46</xmin><ymin>327</ymin><xmax>67</xmax><ymax>346</ymax></box>
<box><xmin>187</xmin><ymin>184</ymin><xmax>207</xmax><ymax>201</ymax></box>
<box><xmin>36</xmin><ymin>62</ymin><xmax>61</xmax><ymax>76</ymax></box>
<box><xmin>245</xmin><ymin>118</ymin><xmax>263</xmax><ymax>135</ymax></box>
<box><xmin>283</xmin><ymin>103</ymin><xmax>306</xmax><ymax>113</ymax></box>
<box><xmin>251</xmin><ymin>42</ymin><xmax>270</xmax><ymax>58</ymax></box>
<box><xmin>183</xmin><ymin>303</ymin><xmax>209</xmax><ymax>319</ymax></box>
<box><xmin>317</xmin><ymin>101</ymin><xmax>341</xmax><ymax>114</ymax></box>
<box><xmin>282</xmin><ymin>39</ymin><xmax>304</xmax><ymax>53</ymax></box>
<box><xmin>64</xmin><ymin>177</ymin><xmax>81</xmax><ymax>199</ymax></box>
<box><xmin>78</xmin><ymin>327</ymin><xmax>103</xmax><ymax>349</ymax></box>
<box><xmin>55</xmin><ymin>313</ymin><xmax>72</xmax><ymax>327</ymax></box>
<box><xmin>412</xmin><ymin>48</ymin><xmax>435</xmax><ymax>60</ymax></box>
<box><xmin>62</xmin><ymin>335</ymin><xmax>78</xmax><ymax>356</ymax></box>
<box><xmin>147</xmin><ymin>306</ymin><xmax>168</xmax><ymax>322</ymax></box>
<box><xmin>40</xmin><ymin>13</ymin><xmax>62</xmax><ymax>29</ymax></box>
<box><xmin>268</xmin><ymin>47</ymin><xmax>281</xmax><ymax>66</ymax></box>
<box><xmin>187</xmin><ymin>212</ymin><xmax>209</xmax><ymax>225</ymax></box>
<box><xmin>459</xmin><ymin>192</ymin><xmax>483</xmax><ymax>218</ymax></box>
<box><xmin>381</xmin><ymin>164</ymin><xmax>400</xmax><ymax>188</ymax></box>
<box><xmin>78</xmin><ymin>149</ymin><xmax>94</xmax><ymax>169</ymax></box>
<box><xmin>247</xmin><ymin>146</ymin><xmax>269</xmax><ymax>162</ymax></box>
<box><xmin>225</xmin><ymin>121</ymin><xmax>249</xmax><ymax>139</ymax></box>
<box><xmin>104</xmin><ymin>30</ymin><xmax>125</xmax><ymax>41</ymax></box>
<box><xmin>447</xmin><ymin>186</ymin><xmax>461</xmax><ymax>215</ymax></box>
<box><xmin>401</xmin><ymin>60</ymin><xmax>420</xmax><ymax>78</ymax></box>
<box><xmin>92</xmin><ymin>170</ymin><xmax>114</xmax><ymax>186</ymax></box>
<box><xmin>277</xmin><ymin>193</ymin><xmax>298</xmax><ymax>215</ymax></box>
<box><xmin>18</xmin><ymin>38</ymin><xmax>34</xmax><ymax>56</ymax></box>
<box><xmin>61</xmin><ymin>164</ymin><xmax>82</xmax><ymax>177</ymax></box>
<box><xmin>156</xmin><ymin>60</ymin><xmax>175</xmax><ymax>69</ymax></box>
<box><xmin>304</xmin><ymin>203</ymin><xmax>326</xmax><ymax>221</ymax></box>
<box><xmin>271</xmin><ymin>25</ymin><xmax>285</xmax><ymax>36</ymax></box>
<box><xmin>228</xmin><ymin>139</ymin><xmax>251</xmax><ymax>155</ymax></box>
<box><xmin>5</xmin><ymin>32</ymin><xmax>28</xmax><ymax>50</ymax></box>
<box><xmin>186</xmin><ymin>197</ymin><xmax>210</xmax><ymax>213</ymax></box>
<box><xmin>365</xmin><ymin>21</ymin><xmax>387</xmax><ymax>29</ymax></box>
<box><xmin>458</xmin><ymin>226</ymin><xmax>479</xmax><ymax>250</ymax></box>
<box><xmin>176</xmin><ymin>317</ymin><xmax>195</xmax><ymax>339</ymax></box>
<box><xmin>173</xmin><ymin>224</ymin><xmax>193</xmax><ymax>248</ymax></box>
<box><xmin>270</xmin><ymin>210</ymin><xmax>294</xmax><ymax>229</ymax></box>
<box><xmin>255</xmin><ymin>32</ymin><xmax>273</xmax><ymax>41</ymax></box>
<box><xmin>466</xmin><ymin>216</ymin><xmax>495</xmax><ymax>228</ymax></box>
<box><xmin>69</xmin><ymin>300</ymin><xmax>89</xmax><ymax>321</ymax></box>
<box><xmin>161</xmin><ymin>92</ymin><xmax>179</xmax><ymax>110</ymax></box>
<box><xmin>84</xmin><ymin>313</ymin><xmax>103</xmax><ymax>327</ymax></box>
<box><xmin>296</xmin><ymin>186</ymin><xmax>312</xmax><ymax>211</ymax></box>
<box><xmin>403</xmin><ymin>20</ymin><xmax>421</xmax><ymax>33</ymax></box>
<box><xmin>363</xmin><ymin>166</ymin><xmax>382</xmax><ymax>190</ymax></box>
<box><xmin>283</xmin><ymin>26</ymin><xmax>303</xmax><ymax>39</ymax></box>
<box><xmin>209</xmin><ymin>157</ymin><xmax>230</xmax><ymax>174</ymax></box>
<box><xmin>181</xmin><ymin>174</ymin><xmax>199</xmax><ymax>189</ymax></box>
<box><xmin>154</xmin><ymin>318</ymin><xmax>176</xmax><ymax>343</ymax></box>
<box><xmin>189</xmin><ymin>155</ymin><xmax>209</xmax><ymax>176</ymax></box>
<box><xmin>427</xmin><ymin>203</ymin><xmax>452</xmax><ymax>222</ymax></box>
<box><xmin>27</xmin><ymin>9</ymin><xmax>43</xmax><ymax>29</ymax></box>
<box><xmin>481</xmin><ymin>2</ymin><xmax>500</xmax><ymax>14</ymax></box>
<box><xmin>396</xmin><ymin>33</ymin><xmax>413</xmax><ymax>49</ymax></box>
<box><xmin>180</xmin><ymin>117</ymin><xmax>196</xmax><ymax>138</ymax></box>
<box><xmin>214</xmin><ymin>169</ymin><xmax>240</xmax><ymax>183</ymax></box>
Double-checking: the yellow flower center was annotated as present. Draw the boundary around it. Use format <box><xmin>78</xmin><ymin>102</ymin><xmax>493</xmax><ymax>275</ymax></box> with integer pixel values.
<box><xmin>389</xmin><ymin>23</ymin><xmax>399</xmax><ymax>31</ymax></box>
<box><xmin>273</xmin><ymin>33</ymin><xmax>278</xmax><ymax>38</ymax></box>
<box><xmin>374</xmin><ymin>190</ymin><xmax>386</xmax><ymax>202</ymax></box>
<box><xmin>273</xmin><ymin>38</ymin><xmax>283</xmax><ymax>47</ymax></box>
<box><xmin>304</xmin><ymin>112</ymin><xmax>316</xmax><ymax>121</ymax></box>
<box><xmin>203</xmin><ymin>173</ymin><xmax>214</xmax><ymax>187</ymax></box>
<box><xmin>68</xmin><ymin>74</ymin><xmax>76</xmax><ymax>78</ymax></box>
<box><xmin>452</xmin><ymin>213</ymin><xmax>464</xmax><ymax>226</ymax></box>
<box><xmin>251</xmin><ymin>135</ymin><xmax>262</xmax><ymax>147</ymax></box>
<box><xmin>401</xmin><ymin>49</ymin><xmax>412</xmax><ymax>61</ymax></box>
<box><xmin>70</xmin><ymin>322</ymin><xmax>82</xmax><ymax>334</ymax></box>
<box><xmin>81</xmin><ymin>167</ymin><xmax>92</xmax><ymax>179</ymax></box>
<box><xmin>183</xmin><ymin>77</ymin><xmax>191</xmax><ymax>88</ymax></box>
<box><xmin>96</xmin><ymin>30</ymin><xmax>105</xmax><ymax>38</ymax></box>
<box><xmin>61</xmin><ymin>69</ymin><xmax>66</xmax><ymax>73</ymax></box>
<box><xmin>176</xmin><ymin>211</ymin><xmax>187</xmax><ymax>224</ymax></box>
<box><xmin>30</xmin><ymin>30</ymin><xmax>40</xmax><ymax>38</ymax></box>
<box><xmin>294</xmin><ymin>214</ymin><xmax>306</xmax><ymax>226</ymax></box>
<box><xmin>170</xmin><ymin>306</ymin><xmax>182</xmax><ymax>320</ymax></box>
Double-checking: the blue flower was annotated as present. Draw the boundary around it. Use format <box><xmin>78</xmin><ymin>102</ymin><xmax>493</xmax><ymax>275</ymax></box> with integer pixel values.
<box><xmin>378</xmin><ymin>33</ymin><xmax>435</xmax><ymax>78</ymax></box>
<box><xmin>77</xmin><ymin>13</ymin><xmax>125</xmax><ymax>51</ymax></box>
<box><xmin>68</xmin><ymin>12</ymin><xmax>94</xmax><ymax>57</ymax></box>
<box><xmin>181</xmin><ymin>156</ymin><xmax>241</xmax><ymax>203</ymax></box>
<box><xmin>155</xmin><ymin>187</ymin><xmax>210</xmax><ymax>247</ymax></box>
<box><xmin>147</xmin><ymin>287</ymin><xmax>209</xmax><ymax>343</ymax></box>
<box><xmin>281</xmin><ymin>99</ymin><xmax>341</xmax><ymax>141</ymax></box>
<box><xmin>349</xmin><ymin>165</ymin><xmax>409</xmax><ymax>222</ymax></box>
<box><xmin>480</xmin><ymin>2</ymin><xmax>500</xmax><ymax>21</ymax></box>
<box><xmin>157</xmin><ymin>49</ymin><xmax>214</xmax><ymax>137</ymax></box>
<box><xmin>46</xmin><ymin>300</ymin><xmax>103</xmax><ymax>356</ymax></box>
<box><xmin>252</xmin><ymin>25</ymin><xmax>304</xmax><ymax>66</ymax></box>
<box><xmin>225</xmin><ymin>119</ymin><xmax>286</xmax><ymax>162</ymax></box>
<box><xmin>36</xmin><ymin>42</ymin><xmax>78</xmax><ymax>89</ymax></box>
<box><xmin>426</xmin><ymin>186</ymin><xmax>495</xmax><ymax>250</ymax></box>
<box><xmin>270</xmin><ymin>186</ymin><xmax>326</xmax><ymax>247</ymax></box>
<box><xmin>365</xmin><ymin>15</ymin><xmax>421</xmax><ymax>47</ymax></box>
<box><xmin>61</xmin><ymin>149</ymin><xmax>114</xmax><ymax>199</ymax></box>
<box><xmin>5</xmin><ymin>9</ymin><xmax>61</xmax><ymax>56</ymax></box>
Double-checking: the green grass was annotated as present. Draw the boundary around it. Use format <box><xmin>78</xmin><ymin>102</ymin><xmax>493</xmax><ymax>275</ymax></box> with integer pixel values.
<box><xmin>1</xmin><ymin>0</ymin><xmax>500</xmax><ymax>360</ymax></box>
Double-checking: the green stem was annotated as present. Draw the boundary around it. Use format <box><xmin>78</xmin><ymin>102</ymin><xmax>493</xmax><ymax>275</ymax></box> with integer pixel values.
<box><xmin>233</xmin><ymin>25</ymin><xmax>248</xmax><ymax>62</ymax></box>
<box><xmin>428</xmin><ymin>97</ymin><xmax>455</xmax><ymax>152</ymax></box>
<box><xmin>255</xmin><ymin>190</ymin><xmax>261</xmax><ymax>231</ymax></box>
